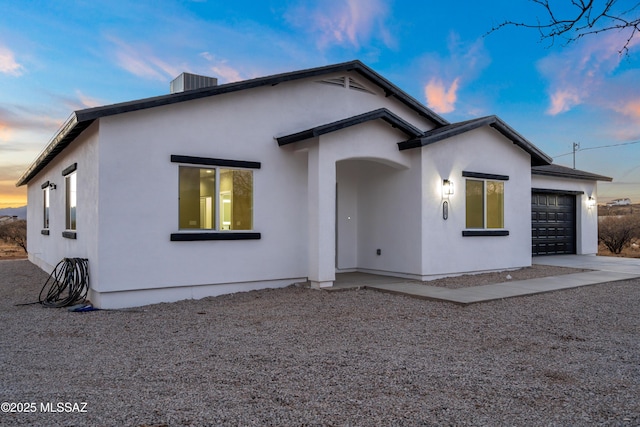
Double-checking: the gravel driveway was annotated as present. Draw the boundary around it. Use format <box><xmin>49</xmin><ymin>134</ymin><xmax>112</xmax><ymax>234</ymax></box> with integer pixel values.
<box><xmin>1</xmin><ymin>259</ymin><xmax>638</xmax><ymax>426</ymax></box>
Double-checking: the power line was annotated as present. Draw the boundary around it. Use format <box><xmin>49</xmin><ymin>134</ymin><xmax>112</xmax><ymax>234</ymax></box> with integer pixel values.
<box><xmin>553</xmin><ymin>139</ymin><xmax>640</xmax><ymax>158</ymax></box>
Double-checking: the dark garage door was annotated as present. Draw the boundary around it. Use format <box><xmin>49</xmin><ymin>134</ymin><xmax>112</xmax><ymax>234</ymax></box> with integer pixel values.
<box><xmin>532</xmin><ymin>192</ymin><xmax>577</xmax><ymax>256</ymax></box>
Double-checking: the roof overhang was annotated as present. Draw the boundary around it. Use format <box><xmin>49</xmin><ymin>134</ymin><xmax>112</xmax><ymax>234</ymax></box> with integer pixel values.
<box><xmin>397</xmin><ymin>115</ymin><xmax>553</xmax><ymax>166</ymax></box>
<box><xmin>17</xmin><ymin>60</ymin><xmax>448</xmax><ymax>187</ymax></box>
<box><xmin>532</xmin><ymin>164</ymin><xmax>613</xmax><ymax>181</ymax></box>
<box><xmin>15</xmin><ymin>113</ymin><xmax>95</xmax><ymax>187</ymax></box>
<box><xmin>276</xmin><ymin>108</ymin><xmax>424</xmax><ymax>146</ymax></box>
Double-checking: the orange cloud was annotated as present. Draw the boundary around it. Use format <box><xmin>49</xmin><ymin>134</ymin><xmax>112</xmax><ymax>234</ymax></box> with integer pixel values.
<box><xmin>539</xmin><ymin>31</ymin><xmax>640</xmax><ymax>116</ymax></box>
<box><xmin>612</xmin><ymin>99</ymin><xmax>640</xmax><ymax>121</ymax></box>
<box><xmin>0</xmin><ymin>182</ymin><xmax>27</xmax><ymax>208</ymax></box>
<box><xmin>425</xmin><ymin>78</ymin><xmax>460</xmax><ymax>114</ymax></box>
<box><xmin>0</xmin><ymin>45</ymin><xmax>23</xmax><ymax>76</ymax></box>
<box><xmin>547</xmin><ymin>89</ymin><xmax>582</xmax><ymax>115</ymax></box>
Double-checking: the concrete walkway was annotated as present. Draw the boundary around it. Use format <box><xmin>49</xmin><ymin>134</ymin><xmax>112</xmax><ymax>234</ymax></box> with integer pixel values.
<box><xmin>329</xmin><ymin>255</ymin><xmax>640</xmax><ymax>305</ymax></box>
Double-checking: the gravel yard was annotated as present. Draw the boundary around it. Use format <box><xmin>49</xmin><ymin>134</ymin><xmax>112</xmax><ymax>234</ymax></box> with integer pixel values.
<box><xmin>1</xmin><ymin>259</ymin><xmax>638</xmax><ymax>426</ymax></box>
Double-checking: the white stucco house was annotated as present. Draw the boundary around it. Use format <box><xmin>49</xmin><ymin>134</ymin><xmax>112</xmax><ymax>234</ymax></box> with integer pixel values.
<box><xmin>17</xmin><ymin>60</ymin><xmax>612</xmax><ymax>309</ymax></box>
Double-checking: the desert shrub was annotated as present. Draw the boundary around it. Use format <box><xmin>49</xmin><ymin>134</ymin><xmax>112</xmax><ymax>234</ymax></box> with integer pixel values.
<box><xmin>599</xmin><ymin>216</ymin><xmax>640</xmax><ymax>254</ymax></box>
<box><xmin>0</xmin><ymin>219</ymin><xmax>27</xmax><ymax>253</ymax></box>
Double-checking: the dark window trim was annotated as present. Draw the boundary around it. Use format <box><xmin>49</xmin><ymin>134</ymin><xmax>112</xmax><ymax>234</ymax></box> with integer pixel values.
<box><xmin>62</xmin><ymin>163</ymin><xmax>78</xmax><ymax>176</ymax></box>
<box><xmin>532</xmin><ymin>188</ymin><xmax>584</xmax><ymax>195</ymax></box>
<box><xmin>462</xmin><ymin>230</ymin><xmax>509</xmax><ymax>237</ymax></box>
<box><xmin>463</xmin><ymin>171</ymin><xmax>509</xmax><ymax>181</ymax></box>
<box><xmin>171</xmin><ymin>155</ymin><xmax>261</xmax><ymax>169</ymax></box>
<box><xmin>62</xmin><ymin>231</ymin><xmax>77</xmax><ymax>239</ymax></box>
<box><xmin>41</xmin><ymin>181</ymin><xmax>50</xmax><ymax>189</ymax></box>
<box><xmin>171</xmin><ymin>232</ymin><xmax>261</xmax><ymax>241</ymax></box>
<box><xmin>41</xmin><ymin>230</ymin><xmax>50</xmax><ymax>235</ymax></box>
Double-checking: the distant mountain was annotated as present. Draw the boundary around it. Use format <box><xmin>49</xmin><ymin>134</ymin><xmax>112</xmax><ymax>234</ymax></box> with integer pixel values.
<box><xmin>0</xmin><ymin>206</ymin><xmax>27</xmax><ymax>220</ymax></box>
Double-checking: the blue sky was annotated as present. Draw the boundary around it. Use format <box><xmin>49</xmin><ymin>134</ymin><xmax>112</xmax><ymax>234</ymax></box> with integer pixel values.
<box><xmin>1</xmin><ymin>0</ymin><xmax>639</xmax><ymax>208</ymax></box>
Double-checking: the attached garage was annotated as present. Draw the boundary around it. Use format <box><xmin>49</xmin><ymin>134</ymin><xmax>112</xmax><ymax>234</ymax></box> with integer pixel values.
<box><xmin>531</xmin><ymin>165</ymin><xmax>612</xmax><ymax>257</ymax></box>
<box><xmin>531</xmin><ymin>191</ymin><xmax>578</xmax><ymax>256</ymax></box>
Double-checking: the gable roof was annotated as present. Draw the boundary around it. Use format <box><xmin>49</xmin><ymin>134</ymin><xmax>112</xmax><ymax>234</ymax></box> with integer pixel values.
<box><xmin>16</xmin><ymin>60</ymin><xmax>448</xmax><ymax>186</ymax></box>
<box><xmin>276</xmin><ymin>108</ymin><xmax>424</xmax><ymax>146</ymax></box>
<box><xmin>532</xmin><ymin>164</ymin><xmax>613</xmax><ymax>181</ymax></box>
<box><xmin>396</xmin><ymin>115</ymin><xmax>553</xmax><ymax>166</ymax></box>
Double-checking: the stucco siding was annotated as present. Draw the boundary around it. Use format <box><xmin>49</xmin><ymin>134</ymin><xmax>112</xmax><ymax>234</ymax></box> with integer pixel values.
<box><xmin>27</xmin><ymin>122</ymin><xmax>100</xmax><ymax>275</ymax></box>
<box><xmin>420</xmin><ymin>126</ymin><xmax>532</xmax><ymax>278</ymax></box>
<box><xmin>76</xmin><ymin>72</ymin><xmax>431</xmax><ymax>305</ymax></box>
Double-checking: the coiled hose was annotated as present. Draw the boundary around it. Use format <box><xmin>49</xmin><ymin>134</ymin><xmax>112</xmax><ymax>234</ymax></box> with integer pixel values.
<box><xmin>39</xmin><ymin>258</ymin><xmax>90</xmax><ymax>308</ymax></box>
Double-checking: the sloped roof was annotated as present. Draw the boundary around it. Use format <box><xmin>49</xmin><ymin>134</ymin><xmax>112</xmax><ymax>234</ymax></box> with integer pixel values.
<box><xmin>276</xmin><ymin>108</ymin><xmax>424</xmax><ymax>146</ymax></box>
<box><xmin>397</xmin><ymin>115</ymin><xmax>553</xmax><ymax>166</ymax></box>
<box><xmin>532</xmin><ymin>164</ymin><xmax>613</xmax><ymax>181</ymax></box>
<box><xmin>16</xmin><ymin>60</ymin><xmax>448</xmax><ymax>186</ymax></box>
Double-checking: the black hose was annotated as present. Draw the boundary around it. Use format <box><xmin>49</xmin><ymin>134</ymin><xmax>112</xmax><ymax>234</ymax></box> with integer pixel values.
<box><xmin>38</xmin><ymin>258</ymin><xmax>90</xmax><ymax>308</ymax></box>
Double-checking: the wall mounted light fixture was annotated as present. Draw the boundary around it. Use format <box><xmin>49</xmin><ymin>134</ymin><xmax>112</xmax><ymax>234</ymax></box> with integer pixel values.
<box><xmin>442</xmin><ymin>179</ymin><xmax>454</xmax><ymax>197</ymax></box>
<box><xmin>49</xmin><ymin>183</ymin><xmax>57</xmax><ymax>190</ymax></box>
<box><xmin>587</xmin><ymin>196</ymin><xmax>596</xmax><ymax>209</ymax></box>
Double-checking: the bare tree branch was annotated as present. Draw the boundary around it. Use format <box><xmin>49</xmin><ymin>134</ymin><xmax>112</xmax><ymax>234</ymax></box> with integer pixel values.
<box><xmin>487</xmin><ymin>0</ymin><xmax>640</xmax><ymax>55</ymax></box>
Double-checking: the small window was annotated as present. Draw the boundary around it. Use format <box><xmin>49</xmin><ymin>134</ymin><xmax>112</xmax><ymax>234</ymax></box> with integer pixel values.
<box><xmin>65</xmin><ymin>172</ymin><xmax>77</xmax><ymax>230</ymax></box>
<box><xmin>465</xmin><ymin>179</ymin><xmax>504</xmax><ymax>229</ymax></box>
<box><xmin>179</xmin><ymin>166</ymin><xmax>253</xmax><ymax>231</ymax></box>
<box><xmin>43</xmin><ymin>187</ymin><xmax>50</xmax><ymax>229</ymax></box>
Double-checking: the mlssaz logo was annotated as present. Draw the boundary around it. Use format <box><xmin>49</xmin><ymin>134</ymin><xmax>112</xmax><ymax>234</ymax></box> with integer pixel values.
<box><xmin>40</xmin><ymin>402</ymin><xmax>88</xmax><ymax>413</ymax></box>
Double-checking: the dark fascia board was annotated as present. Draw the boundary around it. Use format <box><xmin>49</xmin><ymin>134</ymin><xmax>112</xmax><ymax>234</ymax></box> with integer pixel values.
<box><xmin>16</xmin><ymin>60</ymin><xmax>448</xmax><ymax>187</ymax></box>
<box><xmin>398</xmin><ymin>115</ymin><xmax>553</xmax><ymax>166</ymax></box>
<box><xmin>532</xmin><ymin>188</ymin><xmax>584</xmax><ymax>195</ymax></box>
<box><xmin>532</xmin><ymin>164</ymin><xmax>613</xmax><ymax>182</ymax></box>
<box><xmin>16</xmin><ymin>114</ymin><xmax>90</xmax><ymax>187</ymax></box>
<box><xmin>276</xmin><ymin>108</ymin><xmax>424</xmax><ymax>146</ymax></box>
<box><xmin>73</xmin><ymin>60</ymin><xmax>448</xmax><ymax>126</ymax></box>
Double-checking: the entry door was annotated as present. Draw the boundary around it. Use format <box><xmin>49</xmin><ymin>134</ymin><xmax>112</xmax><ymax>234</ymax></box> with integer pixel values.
<box><xmin>531</xmin><ymin>192</ymin><xmax>577</xmax><ymax>256</ymax></box>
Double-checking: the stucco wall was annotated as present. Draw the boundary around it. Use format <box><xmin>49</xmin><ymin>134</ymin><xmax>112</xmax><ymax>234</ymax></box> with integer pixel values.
<box><xmin>531</xmin><ymin>174</ymin><xmax>599</xmax><ymax>254</ymax></box>
<box><xmin>26</xmin><ymin>68</ymin><xmax>553</xmax><ymax>307</ymax></box>
<box><xmin>51</xmin><ymin>71</ymin><xmax>436</xmax><ymax>307</ymax></box>
<box><xmin>419</xmin><ymin>127</ymin><xmax>533</xmax><ymax>278</ymax></box>
<box><xmin>27</xmin><ymin>122</ymin><xmax>100</xmax><ymax>274</ymax></box>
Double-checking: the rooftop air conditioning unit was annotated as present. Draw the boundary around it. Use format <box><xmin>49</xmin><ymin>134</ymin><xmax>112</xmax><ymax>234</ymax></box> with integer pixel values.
<box><xmin>170</xmin><ymin>73</ymin><xmax>218</xmax><ymax>94</ymax></box>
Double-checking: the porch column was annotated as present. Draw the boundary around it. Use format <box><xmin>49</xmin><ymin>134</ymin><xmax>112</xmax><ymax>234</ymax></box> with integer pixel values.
<box><xmin>308</xmin><ymin>144</ymin><xmax>335</xmax><ymax>289</ymax></box>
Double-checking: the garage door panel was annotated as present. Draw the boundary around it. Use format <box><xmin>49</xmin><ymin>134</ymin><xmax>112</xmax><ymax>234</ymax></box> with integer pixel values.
<box><xmin>532</xmin><ymin>192</ymin><xmax>576</xmax><ymax>256</ymax></box>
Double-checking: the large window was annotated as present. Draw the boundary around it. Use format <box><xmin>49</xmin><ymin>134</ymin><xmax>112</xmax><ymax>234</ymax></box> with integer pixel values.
<box><xmin>65</xmin><ymin>171</ymin><xmax>77</xmax><ymax>230</ymax></box>
<box><xmin>179</xmin><ymin>166</ymin><xmax>253</xmax><ymax>231</ymax></box>
<box><xmin>465</xmin><ymin>179</ymin><xmax>504</xmax><ymax>229</ymax></box>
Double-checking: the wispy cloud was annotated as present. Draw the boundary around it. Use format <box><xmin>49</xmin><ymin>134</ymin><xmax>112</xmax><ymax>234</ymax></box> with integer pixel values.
<box><xmin>538</xmin><ymin>31</ymin><xmax>640</xmax><ymax>117</ymax></box>
<box><xmin>285</xmin><ymin>0</ymin><xmax>393</xmax><ymax>50</ymax></box>
<box><xmin>420</xmin><ymin>33</ymin><xmax>490</xmax><ymax>114</ymax></box>
<box><xmin>0</xmin><ymin>44</ymin><xmax>24</xmax><ymax>76</ymax></box>
<box><xmin>547</xmin><ymin>89</ymin><xmax>581</xmax><ymax>115</ymax></box>
<box><xmin>107</xmin><ymin>36</ymin><xmax>180</xmax><ymax>81</ymax></box>
<box><xmin>199</xmin><ymin>52</ymin><xmax>244</xmax><ymax>83</ymax></box>
<box><xmin>425</xmin><ymin>78</ymin><xmax>459</xmax><ymax>114</ymax></box>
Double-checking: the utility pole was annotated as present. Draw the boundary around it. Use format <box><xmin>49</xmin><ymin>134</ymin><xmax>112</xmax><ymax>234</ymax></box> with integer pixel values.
<box><xmin>572</xmin><ymin>142</ymin><xmax>580</xmax><ymax>169</ymax></box>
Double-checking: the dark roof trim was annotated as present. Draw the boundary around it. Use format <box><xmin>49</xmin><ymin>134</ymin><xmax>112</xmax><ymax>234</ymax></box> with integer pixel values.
<box><xmin>16</xmin><ymin>114</ymin><xmax>91</xmax><ymax>186</ymax></box>
<box><xmin>17</xmin><ymin>60</ymin><xmax>447</xmax><ymax>187</ymax></box>
<box><xmin>73</xmin><ymin>60</ymin><xmax>447</xmax><ymax>125</ymax></box>
<box><xmin>462</xmin><ymin>171</ymin><xmax>509</xmax><ymax>181</ymax></box>
<box><xmin>532</xmin><ymin>164</ymin><xmax>613</xmax><ymax>182</ymax></box>
<box><xmin>171</xmin><ymin>155</ymin><xmax>261</xmax><ymax>169</ymax></box>
<box><xmin>532</xmin><ymin>188</ymin><xmax>584</xmax><ymax>195</ymax></box>
<box><xmin>398</xmin><ymin>115</ymin><xmax>553</xmax><ymax>166</ymax></box>
<box><xmin>276</xmin><ymin>108</ymin><xmax>424</xmax><ymax>146</ymax></box>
